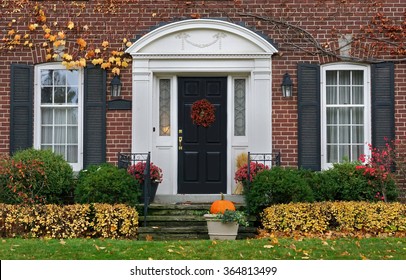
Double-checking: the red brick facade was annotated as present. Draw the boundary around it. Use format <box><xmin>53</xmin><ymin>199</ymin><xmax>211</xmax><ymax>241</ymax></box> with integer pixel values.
<box><xmin>1</xmin><ymin>0</ymin><xmax>405</xmax><ymax>196</ymax></box>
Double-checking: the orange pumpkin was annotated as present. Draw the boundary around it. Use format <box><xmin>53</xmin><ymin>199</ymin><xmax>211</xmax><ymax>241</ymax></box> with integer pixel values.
<box><xmin>210</xmin><ymin>193</ymin><xmax>236</xmax><ymax>214</ymax></box>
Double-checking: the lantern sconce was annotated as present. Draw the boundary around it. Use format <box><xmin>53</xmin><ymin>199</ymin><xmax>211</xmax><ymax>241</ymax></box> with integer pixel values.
<box><xmin>281</xmin><ymin>73</ymin><xmax>293</xmax><ymax>98</ymax></box>
<box><xmin>110</xmin><ymin>75</ymin><xmax>122</xmax><ymax>97</ymax></box>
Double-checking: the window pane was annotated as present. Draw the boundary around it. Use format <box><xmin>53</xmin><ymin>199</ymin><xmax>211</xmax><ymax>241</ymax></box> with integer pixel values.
<box><xmin>67</xmin><ymin>87</ymin><xmax>78</xmax><ymax>104</ymax></box>
<box><xmin>53</xmin><ymin>70</ymin><xmax>66</xmax><ymax>85</ymax></box>
<box><xmin>54</xmin><ymin>145</ymin><xmax>65</xmax><ymax>158</ymax></box>
<box><xmin>41</xmin><ymin>70</ymin><xmax>53</xmax><ymax>85</ymax></box>
<box><xmin>326</xmin><ymin>86</ymin><xmax>337</xmax><ymax>104</ymax></box>
<box><xmin>67</xmin><ymin>108</ymin><xmax>78</xmax><ymax>124</ymax></box>
<box><xmin>54</xmin><ymin>87</ymin><xmax>66</xmax><ymax>103</ymax></box>
<box><xmin>339</xmin><ymin>86</ymin><xmax>350</xmax><ymax>104</ymax></box>
<box><xmin>54</xmin><ymin>126</ymin><xmax>66</xmax><ymax>144</ymax></box>
<box><xmin>339</xmin><ymin>145</ymin><xmax>350</xmax><ymax>161</ymax></box>
<box><xmin>159</xmin><ymin>79</ymin><xmax>171</xmax><ymax>136</ymax></box>
<box><xmin>41</xmin><ymin>127</ymin><xmax>52</xmax><ymax>144</ymax></box>
<box><xmin>339</xmin><ymin>70</ymin><xmax>350</xmax><ymax>85</ymax></box>
<box><xmin>352</xmin><ymin>86</ymin><xmax>363</xmax><ymax>104</ymax></box>
<box><xmin>41</xmin><ymin>108</ymin><xmax>53</xmax><ymax>124</ymax></box>
<box><xmin>55</xmin><ymin>109</ymin><xmax>66</xmax><ymax>124</ymax></box>
<box><xmin>67</xmin><ymin>146</ymin><xmax>78</xmax><ymax>163</ymax></box>
<box><xmin>327</xmin><ymin>108</ymin><xmax>337</xmax><ymax>124</ymax></box>
<box><xmin>66</xmin><ymin>71</ymin><xmax>79</xmax><ymax>86</ymax></box>
<box><xmin>339</xmin><ymin>126</ymin><xmax>350</xmax><ymax>143</ymax></box>
<box><xmin>41</xmin><ymin>87</ymin><xmax>52</xmax><ymax>104</ymax></box>
<box><xmin>352</xmin><ymin>70</ymin><xmax>363</xmax><ymax>85</ymax></box>
<box><xmin>352</xmin><ymin>126</ymin><xmax>364</xmax><ymax>142</ymax></box>
<box><xmin>67</xmin><ymin>127</ymin><xmax>78</xmax><ymax>143</ymax></box>
<box><xmin>234</xmin><ymin>79</ymin><xmax>246</xmax><ymax>136</ymax></box>
<box><xmin>353</xmin><ymin>108</ymin><xmax>364</xmax><ymax>124</ymax></box>
<box><xmin>327</xmin><ymin>126</ymin><xmax>337</xmax><ymax>143</ymax></box>
<box><xmin>326</xmin><ymin>71</ymin><xmax>337</xmax><ymax>85</ymax></box>
<box><xmin>339</xmin><ymin>108</ymin><xmax>350</xmax><ymax>124</ymax></box>
<box><xmin>352</xmin><ymin>145</ymin><xmax>364</xmax><ymax>161</ymax></box>
<box><xmin>327</xmin><ymin>145</ymin><xmax>338</xmax><ymax>163</ymax></box>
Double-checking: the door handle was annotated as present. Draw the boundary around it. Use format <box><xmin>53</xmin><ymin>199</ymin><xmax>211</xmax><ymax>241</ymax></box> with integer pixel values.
<box><xmin>178</xmin><ymin>136</ymin><xmax>183</xmax><ymax>150</ymax></box>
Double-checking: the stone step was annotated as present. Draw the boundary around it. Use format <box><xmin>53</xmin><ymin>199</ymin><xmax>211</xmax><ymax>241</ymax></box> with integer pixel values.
<box><xmin>138</xmin><ymin>226</ymin><xmax>258</xmax><ymax>241</ymax></box>
<box><xmin>136</xmin><ymin>202</ymin><xmax>257</xmax><ymax>240</ymax></box>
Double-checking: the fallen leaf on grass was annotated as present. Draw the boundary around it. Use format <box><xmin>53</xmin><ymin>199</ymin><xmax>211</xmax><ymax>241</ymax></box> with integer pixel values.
<box><xmin>2</xmin><ymin>240</ymin><xmax>6</xmax><ymax>243</ymax></box>
<box><xmin>289</xmin><ymin>244</ymin><xmax>297</xmax><ymax>251</ymax></box>
<box><xmin>355</xmin><ymin>241</ymin><xmax>361</xmax><ymax>248</ymax></box>
<box><xmin>59</xmin><ymin>239</ymin><xmax>66</xmax><ymax>245</ymax></box>
<box><xmin>167</xmin><ymin>249</ymin><xmax>174</xmax><ymax>253</ymax></box>
<box><xmin>263</xmin><ymin>245</ymin><xmax>274</xmax><ymax>249</ymax></box>
<box><xmin>271</xmin><ymin>238</ymin><xmax>279</xmax><ymax>245</ymax></box>
<box><xmin>340</xmin><ymin>251</ymin><xmax>351</xmax><ymax>256</ymax></box>
<box><xmin>360</xmin><ymin>254</ymin><xmax>368</xmax><ymax>260</ymax></box>
<box><xmin>94</xmin><ymin>244</ymin><xmax>106</xmax><ymax>251</ymax></box>
<box><xmin>322</xmin><ymin>241</ymin><xmax>329</xmax><ymax>246</ymax></box>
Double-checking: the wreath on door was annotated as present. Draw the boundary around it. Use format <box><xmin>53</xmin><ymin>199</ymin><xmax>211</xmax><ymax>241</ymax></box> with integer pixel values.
<box><xmin>190</xmin><ymin>99</ymin><xmax>216</xmax><ymax>127</ymax></box>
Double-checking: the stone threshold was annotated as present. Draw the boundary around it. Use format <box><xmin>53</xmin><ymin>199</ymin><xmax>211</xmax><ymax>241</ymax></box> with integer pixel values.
<box><xmin>153</xmin><ymin>194</ymin><xmax>245</xmax><ymax>204</ymax></box>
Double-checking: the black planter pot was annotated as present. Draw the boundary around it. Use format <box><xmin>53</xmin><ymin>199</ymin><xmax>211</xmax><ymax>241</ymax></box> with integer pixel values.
<box><xmin>140</xmin><ymin>182</ymin><xmax>159</xmax><ymax>204</ymax></box>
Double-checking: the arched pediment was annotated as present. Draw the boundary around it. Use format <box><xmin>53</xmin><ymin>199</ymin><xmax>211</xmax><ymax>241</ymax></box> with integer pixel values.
<box><xmin>126</xmin><ymin>19</ymin><xmax>278</xmax><ymax>57</ymax></box>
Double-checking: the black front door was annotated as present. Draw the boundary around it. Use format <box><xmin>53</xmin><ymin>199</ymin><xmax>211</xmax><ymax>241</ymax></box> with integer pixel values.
<box><xmin>178</xmin><ymin>77</ymin><xmax>227</xmax><ymax>194</ymax></box>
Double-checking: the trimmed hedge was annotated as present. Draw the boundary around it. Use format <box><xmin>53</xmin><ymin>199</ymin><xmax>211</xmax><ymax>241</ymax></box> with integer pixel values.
<box><xmin>0</xmin><ymin>203</ymin><xmax>138</xmax><ymax>239</ymax></box>
<box><xmin>261</xmin><ymin>201</ymin><xmax>406</xmax><ymax>234</ymax></box>
<box><xmin>244</xmin><ymin>162</ymin><xmax>399</xmax><ymax>216</ymax></box>
<box><xmin>75</xmin><ymin>163</ymin><xmax>140</xmax><ymax>206</ymax></box>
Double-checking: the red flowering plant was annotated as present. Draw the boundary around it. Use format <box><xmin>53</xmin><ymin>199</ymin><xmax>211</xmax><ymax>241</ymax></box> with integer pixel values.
<box><xmin>356</xmin><ymin>137</ymin><xmax>399</xmax><ymax>202</ymax></box>
<box><xmin>234</xmin><ymin>162</ymin><xmax>269</xmax><ymax>185</ymax></box>
<box><xmin>128</xmin><ymin>162</ymin><xmax>163</xmax><ymax>185</ymax></box>
<box><xmin>190</xmin><ymin>99</ymin><xmax>216</xmax><ymax>127</ymax></box>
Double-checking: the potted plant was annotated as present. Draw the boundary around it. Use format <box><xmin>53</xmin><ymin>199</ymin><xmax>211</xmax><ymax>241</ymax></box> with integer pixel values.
<box><xmin>234</xmin><ymin>161</ymin><xmax>269</xmax><ymax>188</ymax></box>
<box><xmin>127</xmin><ymin>162</ymin><xmax>163</xmax><ymax>203</ymax></box>
<box><xmin>204</xmin><ymin>194</ymin><xmax>248</xmax><ymax>240</ymax></box>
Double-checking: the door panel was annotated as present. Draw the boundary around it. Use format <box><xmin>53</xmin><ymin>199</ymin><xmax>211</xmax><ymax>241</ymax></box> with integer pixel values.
<box><xmin>178</xmin><ymin>77</ymin><xmax>227</xmax><ymax>194</ymax></box>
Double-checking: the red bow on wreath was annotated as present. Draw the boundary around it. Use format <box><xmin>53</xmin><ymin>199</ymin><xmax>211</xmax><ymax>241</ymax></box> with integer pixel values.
<box><xmin>190</xmin><ymin>99</ymin><xmax>216</xmax><ymax>127</ymax></box>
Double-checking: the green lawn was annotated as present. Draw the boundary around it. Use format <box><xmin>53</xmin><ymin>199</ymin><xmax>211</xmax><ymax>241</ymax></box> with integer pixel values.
<box><xmin>1</xmin><ymin>237</ymin><xmax>405</xmax><ymax>260</ymax></box>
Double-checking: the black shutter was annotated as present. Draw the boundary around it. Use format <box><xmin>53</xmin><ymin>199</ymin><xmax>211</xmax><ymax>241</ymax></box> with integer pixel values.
<box><xmin>83</xmin><ymin>65</ymin><xmax>106</xmax><ymax>167</ymax></box>
<box><xmin>10</xmin><ymin>64</ymin><xmax>33</xmax><ymax>154</ymax></box>
<box><xmin>371</xmin><ymin>62</ymin><xmax>395</xmax><ymax>149</ymax></box>
<box><xmin>297</xmin><ymin>63</ymin><xmax>321</xmax><ymax>171</ymax></box>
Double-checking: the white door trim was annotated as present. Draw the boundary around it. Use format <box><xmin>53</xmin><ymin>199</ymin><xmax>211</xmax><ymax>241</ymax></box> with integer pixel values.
<box><xmin>126</xmin><ymin>19</ymin><xmax>277</xmax><ymax>197</ymax></box>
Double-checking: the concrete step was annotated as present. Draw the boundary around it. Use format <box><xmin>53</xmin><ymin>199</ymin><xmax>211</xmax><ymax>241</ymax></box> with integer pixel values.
<box><xmin>138</xmin><ymin>225</ymin><xmax>258</xmax><ymax>241</ymax></box>
<box><xmin>136</xmin><ymin>203</ymin><xmax>257</xmax><ymax>240</ymax></box>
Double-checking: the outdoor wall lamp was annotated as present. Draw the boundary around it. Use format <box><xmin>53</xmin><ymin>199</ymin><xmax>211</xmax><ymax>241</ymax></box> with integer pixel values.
<box><xmin>281</xmin><ymin>73</ymin><xmax>293</xmax><ymax>97</ymax></box>
<box><xmin>110</xmin><ymin>75</ymin><xmax>122</xmax><ymax>97</ymax></box>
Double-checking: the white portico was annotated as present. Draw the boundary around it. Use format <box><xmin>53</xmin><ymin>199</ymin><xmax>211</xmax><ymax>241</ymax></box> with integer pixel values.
<box><xmin>126</xmin><ymin>19</ymin><xmax>277</xmax><ymax>201</ymax></box>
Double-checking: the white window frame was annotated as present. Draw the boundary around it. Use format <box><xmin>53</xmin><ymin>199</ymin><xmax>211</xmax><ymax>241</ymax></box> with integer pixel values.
<box><xmin>34</xmin><ymin>63</ymin><xmax>84</xmax><ymax>171</ymax></box>
<box><xmin>321</xmin><ymin>63</ymin><xmax>371</xmax><ymax>169</ymax></box>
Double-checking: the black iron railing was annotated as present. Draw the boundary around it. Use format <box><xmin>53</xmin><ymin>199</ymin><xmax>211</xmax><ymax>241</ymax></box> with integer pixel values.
<box><xmin>246</xmin><ymin>152</ymin><xmax>281</xmax><ymax>189</ymax></box>
<box><xmin>118</xmin><ymin>152</ymin><xmax>151</xmax><ymax>226</ymax></box>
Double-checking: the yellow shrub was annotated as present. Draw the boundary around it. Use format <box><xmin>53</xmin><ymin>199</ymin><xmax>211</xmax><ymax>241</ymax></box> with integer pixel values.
<box><xmin>0</xmin><ymin>203</ymin><xmax>138</xmax><ymax>239</ymax></box>
<box><xmin>261</xmin><ymin>201</ymin><xmax>406</xmax><ymax>234</ymax></box>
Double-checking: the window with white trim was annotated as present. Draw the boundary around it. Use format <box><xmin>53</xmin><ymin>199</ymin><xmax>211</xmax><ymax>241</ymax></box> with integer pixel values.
<box><xmin>34</xmin><ymin>64</ymin><xmax>83</xmax><ymax>171</ymax></box>
<box><xmin>321</xmin><ymin>64</ymin><xmax>370</xmax><ymax>169</ymax></box>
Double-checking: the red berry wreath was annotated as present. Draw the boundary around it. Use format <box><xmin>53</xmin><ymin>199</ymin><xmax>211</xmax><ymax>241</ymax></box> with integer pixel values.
<box><xmin>190</xmin><ymin>99</ymin><xmax>216</xmax><ymax>127</ymax></box>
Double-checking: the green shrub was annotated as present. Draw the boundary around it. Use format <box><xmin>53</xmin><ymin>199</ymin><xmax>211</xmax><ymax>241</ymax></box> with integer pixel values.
<box><xmin>244</xmin><ymin>167</ymin><xmax>314</xmax><ymax>215</ymax></box>
<box><xmin>75</xmin><ymin>163</ymin><xmax>140</xmax><ymax>206</ymax></box>
<box><xmin>313</xmin><ymin>161</ymin><xmax>398</xmax><ymax>202</ymax></box>
<box><xmin>1</xmin><ymin>149</ymin><xmax>75</xmax><ymax>205</ymax></box>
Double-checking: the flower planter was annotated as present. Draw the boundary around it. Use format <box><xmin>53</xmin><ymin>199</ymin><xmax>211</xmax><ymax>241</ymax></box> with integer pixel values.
<box><xmin>140</xmin><ymin>182</ymin><xmax>159</xmax><ymax>204</ymax></box>
<box><xmin>204</xmin><ymin>214</ymin><xmax>239</xmax><ymax>240</ymax></box>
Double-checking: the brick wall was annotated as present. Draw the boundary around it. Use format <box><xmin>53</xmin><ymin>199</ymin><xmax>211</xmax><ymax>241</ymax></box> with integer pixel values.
<box><xmin>1</xmin><ymin>0</ymin><xmax>405</xmax><ymax>196</ymax></box>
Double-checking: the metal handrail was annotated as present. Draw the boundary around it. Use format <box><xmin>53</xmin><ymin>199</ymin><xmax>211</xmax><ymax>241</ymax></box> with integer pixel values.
<box><xmin>246</xmin><ymin>152</ymin><xmax>281</xmax><ymax>189</ymax></box>
<box><xmin>118</xmin><ymin>152</ymin><xmax>151</xmax><ymax>226</ymax></box>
